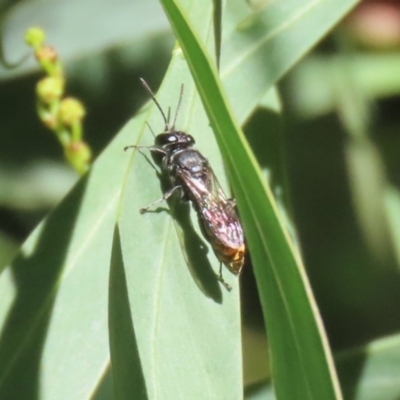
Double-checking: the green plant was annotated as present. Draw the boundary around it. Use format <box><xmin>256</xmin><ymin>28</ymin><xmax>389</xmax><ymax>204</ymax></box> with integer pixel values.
<box><xmin>1</xmin><ymin>0</ymin><xmax>400</xmax><ymax>399</ymax></box>
<box><xmin>25</xmin><ymin>27</ymin><xmax>91</xmax><ymax>174</ymax></box>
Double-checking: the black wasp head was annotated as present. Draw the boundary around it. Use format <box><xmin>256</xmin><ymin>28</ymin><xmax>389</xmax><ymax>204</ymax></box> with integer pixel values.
<box><xmin>151</xmin><ymin>131</ymin><xmax>195</xmax><ymax>165</ymax></box>
<box><xmin>155</xmin><ymin>131</ymin><xmax>195</xmax><ymax>148</ymax></box>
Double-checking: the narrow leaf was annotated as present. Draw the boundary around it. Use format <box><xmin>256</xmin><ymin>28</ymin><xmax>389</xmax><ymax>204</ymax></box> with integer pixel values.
<box><xmin>159</xmin><ymin>0</ymin><xmax>350</xmax><ymax>398</ymax></box>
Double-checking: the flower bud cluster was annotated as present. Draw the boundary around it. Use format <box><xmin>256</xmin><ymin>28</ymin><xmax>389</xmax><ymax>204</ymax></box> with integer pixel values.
<box><xmin>25</xmin><ymin>27</ymin><xmax>91</xmax><ymax>175</ymax></box>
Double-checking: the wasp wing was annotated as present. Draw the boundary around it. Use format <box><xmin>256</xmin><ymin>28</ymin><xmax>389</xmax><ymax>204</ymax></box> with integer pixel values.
<box><xmin>176</xmin><ymin>164</ymin><xmax>244</xmax><ymax>254</ymax></box>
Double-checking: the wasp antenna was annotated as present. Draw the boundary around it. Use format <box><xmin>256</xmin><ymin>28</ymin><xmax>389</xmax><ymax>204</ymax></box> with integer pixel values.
<box><xmin>167</xmin><ymin>106</ymin><xmax>171</xmax><ymax>128</ymax></box>
<box><xmin>140</xmin><ymin>78</ymin><xmax>169</xmax><ymax>131</ymax></box>
<box><xmin>171</xmin><ymin>83</ymin><xmax>184</xmax><ymax>130</ymax></box>
<box><xmin>146</xmin><ymin>121</ymin><xmax>156</xmax><ymax>138</ymax></box>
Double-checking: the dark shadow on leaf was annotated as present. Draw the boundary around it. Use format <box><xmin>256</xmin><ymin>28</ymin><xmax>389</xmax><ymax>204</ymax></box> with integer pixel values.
<box><xmin>91</xmin><ymin>363</ymin><xmax>115</xmax><ymax>400</ymax></box>
<box><xmin>141</xmin><ymin>207</ymin><xmax>170</xmax><ymax>215</ymax></box>
<box><xmin>212</xmin><ymin>0</ymin><xmax>222</xmax><ymax>69</ymax></box>
<box><xmin>134</xmin><ymin>154</ymin><xmax>224</xmax><ymax>301</ymax></box>
<box><xmin>244</xmin><ymin>380</ymin><xmax>274</xmax><ymax>399</ymax></box>
<box><xmin>155</xmin><ymin>172</ymin><xmax>223</xmax><ymax>303</ymax></box>
<box><xmin>109</xmin><ymin>225</ymin><xmax>148</xmax><ymax>400</ymax></box>
<box><xmin>0</xmin><ymin>173</ymin><xmax>89</xmax><ymax>400</ymax></box>
<box><xmin>170</xmin><ymin>198</ymin><xmax>223</xmax><ymax>303</ymax></box>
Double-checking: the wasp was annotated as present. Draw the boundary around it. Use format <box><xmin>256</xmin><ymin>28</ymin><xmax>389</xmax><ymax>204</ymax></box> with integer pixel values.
<box><xmin>125</xmin><ymin>79</ymin><xmax>245</xmax><ymax>290</ymax></box>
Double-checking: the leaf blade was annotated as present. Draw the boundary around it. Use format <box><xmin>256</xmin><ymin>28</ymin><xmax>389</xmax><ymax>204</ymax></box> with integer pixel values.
<box><xmin>158</xmin><ymin>0</ymin><xmax>358</xmax><ymax>398</ymax></box>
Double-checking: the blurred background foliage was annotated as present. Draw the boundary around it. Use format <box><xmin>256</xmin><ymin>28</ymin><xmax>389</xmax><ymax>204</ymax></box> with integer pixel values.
<box><xmin>1</xmin><ymin>0</ymin><xmax>400</xmax><ymax>398</ymax></box>
<box><xmin>0</xmin><ymin>0</ymin><xmax>173</xmax><ymax>258</ymax></box>
<box><xmin>244</xmin><ymin>0</ymin><xmax>400</xmax><ymax>397</ymax></box>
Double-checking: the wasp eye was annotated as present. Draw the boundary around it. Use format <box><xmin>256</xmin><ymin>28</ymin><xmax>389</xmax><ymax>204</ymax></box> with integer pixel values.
<box><xmin>155</xmin><ymin>133</ymin><xmax>177</xmax><ymax>145</ymax></box>
<box><xmin>167</xmin><ymin>135</ymin><xmax>178</xmax><ymax>143</ymax></box>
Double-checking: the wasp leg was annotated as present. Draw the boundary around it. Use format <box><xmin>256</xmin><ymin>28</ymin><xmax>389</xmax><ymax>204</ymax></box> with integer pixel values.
<box><xmin>140</xmin><ymin>185</ymin><xmax>182</xmax><ymax>214</ymax></box>
<box><xmin>125</xmin><ymin>145</ymin><xmax>165</xmax><ymax>173</ymax></box>
<box><xmin>217</xmin><ymin>263</ymin><xmax>232</xmax><ymax>291</ymax></box>
<box><xmin>124</xmin><ymin>145</ymin><xmax>167</xmax><ymax>156</ymax></box>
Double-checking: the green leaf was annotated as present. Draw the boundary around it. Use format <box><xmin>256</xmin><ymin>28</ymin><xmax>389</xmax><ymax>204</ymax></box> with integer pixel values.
<box><xmin>109</xmin><ymin>2</ymin><xmax>243</xmax><ymax>397</ymax></box>
<box><xmin>158</xmin><ymin>0</ymin><xmax>358</xmax><ymax>399</ymax></box>
<box><xmin>290</xmin><ymin>53</ymin><xmax>400</xmax><ymax>117</ymax></box>
<box><xmin>111</xmin><ymin>74</ymin><xmax>243</xmax><ymax>399</ymax></box>
<box><xmin>246</xmin><ymin>333</ymin><xmax>400</xmax><ymax>400</ymax></box>
<box><xmin>0</xmin><ymin>0</ymin><xmax>361</xmax><ymax>398</ymax></box>
<box><xmin>221</xmin><ymin>0</ymin><xmax>360</xmax><ymax>122</ymax></box>
<box><xmin>0</xmin><ymin>0</ymin><xmax>170</xmax><ymax>80</ymax></box>
<box><xmin>337</xmin><ymin>334</ymin><xmax>400</xmax><ymax>400</ymax></box>
<box><xmin>0</xmin><ymin>232</ymin><xmax>18</xmax><ymax>273</ymax></box>
<box><xmin>0</xmin><ymin>117</ymin><xmax>140</xmax><ymax>399</ymax></box>
<box><xmin>109</xmin><ymin>227</ymin><xmax>147</xmax><ymax>400</ymax></box>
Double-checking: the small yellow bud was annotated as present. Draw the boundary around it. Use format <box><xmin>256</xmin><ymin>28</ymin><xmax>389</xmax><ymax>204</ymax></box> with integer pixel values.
<box><xmin>36</xmin><ymin>77</ymin><xmax>64</xmax><ymax>103</ymax></box>
<box><xmin>59</xmin><ymin>98</ymin><xmax>86</xmax><ymax>126</ymax></box>
<box><xmin>25</xmin><ymin>27</ymin><xmax>45</xmax><ymax>48</ymax></box>
<box><xmin>35</xmin><ymin>45</ymin><xmax>58</xmax><ymax>63</ymax></box>
<box><xmin>65</xmin><ymin>140</ymin><xmax>91</xmax><ymax>174</ymax></box>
